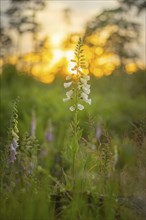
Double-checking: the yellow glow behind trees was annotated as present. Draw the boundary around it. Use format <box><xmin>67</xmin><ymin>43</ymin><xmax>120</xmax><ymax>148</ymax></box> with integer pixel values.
<box><xmin>0</xmin><ymin>29</ymin><xmax>144</xmax><ymax>83</ymax></box>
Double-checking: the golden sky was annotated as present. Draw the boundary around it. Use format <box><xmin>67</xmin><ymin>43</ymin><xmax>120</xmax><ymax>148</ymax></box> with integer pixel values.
<box><xmin>2</xmin><ymin>0</ymin><xmax>145</xmax><ymax>59</ymax></box>
<box><xmin>1</xmin><ymin>1</ymin><xmax>145</xmax><ymax>82</ymax></box>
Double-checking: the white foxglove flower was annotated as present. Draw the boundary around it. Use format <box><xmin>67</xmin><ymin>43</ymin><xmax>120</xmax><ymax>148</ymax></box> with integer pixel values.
<box><xmin>63</xmin><ymin>38</ymin><xmax>91</xmax><ymax>111</ymax></box>
<box><xmin>81</xmin><ymin>91</ymin><xmax>91</xmax><ymax>104</ymax></box>
<box><xmin>64</xmin><ymin>82</ymin><xmax>72</xmax><ymax>88</ymax></box>
<box><xmin>81</xmin><ymin>92</ymin><xmax>88</xmax><ymax>100</ymax></box>
<box><xmin>83</xmin><ymin>84</ymin><xmax>90</xmax><ymax>90</ymax></box>
<box><xmin>77</xmin><ymin>104</ymin><xmax>84</xmax><ymax>110</ymax></box>
<box><xmin>83</xmin><ymin>87</ymin><xmax>90</xmax><ymax>95</ymax></box>
<box><xmin>82</xmin><ymin>97</ymin><xmax>91</xmax><ymax>104</ymax></box>
<box><xmin>86</xmin><ymin>99</ymin><xmax>91</xmax><ymax>105</ymax></box>
<box><xmin>66</xmin><ymin>90</ymin><xmax>73</xmax><ymax>98</ymax></box>
<box><xmin>69</xmin><ymin>106</ymin><xmax>75</xmax><ymax>111</ymax></box>
<box><xmin>80</xmin><ymin>78</ymin><xmax>87</xmax><ymax>85</ymax></box>
<box><xmin>63</xmin><ymin>97</ymin><xmax>70</xmax><ymax>102</ymax></box>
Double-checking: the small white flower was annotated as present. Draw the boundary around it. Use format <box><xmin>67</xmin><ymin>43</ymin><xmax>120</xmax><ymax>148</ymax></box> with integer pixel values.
<box><xmin>69</xmin><ymin>106</ymin><xmax>75</xmax><ymax>111</ymax></box>
<box><xmin>80</xmin><ymin>78</ymin><xmax>87</xmax><ymax>85</ymax></box>
<box><xmin>81</xmin><ymin>92</ymin><xmax>88</xmax><ymax>100</ymax></box>
<box><xmin>66</xmin><ymin>75</ymin><xmax>72</xmax><ymax>80</ymax></box>
<box><xmin>86</xmin><ymin>98</ymin><xmax>91</xmax><ymax>105</ymax></box>
<box><xmin>83</xmin><ymin>97</ymin><xmax>89</xmax><ymax>104</ymax></box>
<box><xmin>81</xmin><ymin>92</ymin><xmax>91</xmax><ymax>104</ymax></box>
<box><xmin>83</xmin><ymin>75</ymin><xmax>90</xmax><ymax>81</ymax></box>
<box><xmin>66</xmin><ymin>90</ymin><xmax>73</xmax><ymax>98</ymax></box>
<box><xmin>77</xmin><ymin>104</ymin><xmax>84</xmax><ymax>110</ymax></box>
<box><xmin>63</xmin><ymin>97</ymin><xmax>70</xmax><ymax>102</ymax></box>
<box><xmin>64</xmin><ymin>82</ymin><xmax>72</xmax><ymax>88</ymax></box>
<box><xmin>83</xmin><ymin>84</ymin><xmax>90</xmax><ymax>90</ymax></box>
<box><xmin>83</xmin><ymin>87</ymin><xmax>90</xmax><ymax>95</ymax></box>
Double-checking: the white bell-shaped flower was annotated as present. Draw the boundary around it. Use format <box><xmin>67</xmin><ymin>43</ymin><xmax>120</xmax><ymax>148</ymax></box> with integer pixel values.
<box><xmin>83</xmin><ymin>84</ymin><xmax>90</xmax><ymax>90</ymax></box>
<box><xmin>81</xmin><ymin>92</ymin><xmax>88</xmax><ymax>100</ymax></box>
<box><xmin>83</xmin><ymin>87</ymin><xmax>90</xmax><ymax>95</ymax></box>
<box><xmin>77</xmin><ymin>104</ymin><xmax>84</xmax><ymax>110</ymax></box>
<box><xmin>86</xmin><ymin>98</ymin><xmax>91</xmax><ymax>105</ymax></box>
<box><xmin>64</xmin><ymin>82</ymin><xmax>72</xmax><ymax>88</ymax></box>
<box><xmin>80</xmin><ymin>78</ymin><xmax>87</xmax><ymax>85</ymax></box>
<box><xmin>69</xmin><ymin>106</ymin><xmax>75</xmax><ymax>111</ymax></box>
<box><xmin>63</xmin><ymin>97</ymin><xmax>70</xmax><ymax>102</ymax></box>
<box><xmin>66</xmin><ymin>90</ymin><xmax>73</xmax><ymax>98</ymax></box>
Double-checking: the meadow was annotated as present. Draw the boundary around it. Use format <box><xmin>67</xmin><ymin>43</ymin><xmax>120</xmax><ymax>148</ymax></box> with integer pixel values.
<box><xmin>0</xmin><ymin>63</ymin><xmax>145</xmax><ymax>220</ymax></box>
<box><xmin>0</xmin><ymin>1</ymin><xmax>146</xmax><ymax>219</ymax></box>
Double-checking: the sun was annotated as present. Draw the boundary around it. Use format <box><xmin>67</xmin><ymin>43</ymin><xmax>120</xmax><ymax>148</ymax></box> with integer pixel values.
<box><xmin>50</xmin><ymin>48</ymin><xmax>76</xmax><ymax>74</ymax></box>
<box><xmin>64</xmin><ymin>50</ymin><xmax>75</xmax><ymax>73</ymax></box>
<box><xmin>51</xmin><ymin>49</ymin><xmax>64</xmax><ymax>66</ymax></box>
<box><xmin>51</xmin><ymin>34</ymin><xmax>64</xmax><ymax>47</ymax></box>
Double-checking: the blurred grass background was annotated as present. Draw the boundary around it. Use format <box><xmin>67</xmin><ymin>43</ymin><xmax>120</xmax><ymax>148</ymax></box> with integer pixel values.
<box><xmin>0</xmin><ymin>64</ymin><xmax>145</xmax><ymax>144</ymax></box>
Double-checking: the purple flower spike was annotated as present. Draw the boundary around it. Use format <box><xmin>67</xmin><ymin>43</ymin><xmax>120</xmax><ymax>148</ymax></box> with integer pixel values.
<box><xmin>30</xmin><ymin>111</ymin><xmax>36</xmax><ymax>137</ymax></box>
<box><xmin>96</xmin><ymin>126</ymin><xmax>102</xmax><ymax>140</ymax></box>
<box><xmin>45</xmin><ymin>130</ymin><xmax>53</xmax><ymax>142</ymax></box>
<box><xmin>45</xmin><ymin>120</ymin><xmax>54</xmax><ymax>142</ymax></box>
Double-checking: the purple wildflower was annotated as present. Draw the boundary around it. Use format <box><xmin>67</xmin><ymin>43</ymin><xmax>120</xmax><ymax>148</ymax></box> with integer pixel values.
<box><xmin>96</xmin><ymin>125</ymin><xmax>102</xmax><ymax>140</ymax></box>
<box><xmin>45</xmin><ymin>131</ymin><xmax>53</xmax><ymax>142</ymax></box>
<box><xmin>45</xmin><ymin>120</ymin><xmax>54</xmax><ymax>142</ymax></box>
<box><xmin>30</xmin><ymin>111</ymin><xmax>36</xmax><ymax>137</ymax></box>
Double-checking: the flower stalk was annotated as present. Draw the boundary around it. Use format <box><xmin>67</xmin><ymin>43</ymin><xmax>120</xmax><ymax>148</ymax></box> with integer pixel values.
<box><xmin>9</xmin><ymin>99</ymin><xmax>19</xmax><ymax>164</ymax></box>
<box><xmin>63</xmin><ymin>38</ymin><xmax>91</xmax><ymax>187</ymax></box>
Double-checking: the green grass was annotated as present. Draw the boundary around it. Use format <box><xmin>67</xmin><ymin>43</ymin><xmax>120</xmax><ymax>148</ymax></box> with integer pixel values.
<box><xmin>0</xmin><ymin>65</ymin><xmax>145</xmax><ymax>220</ymax></box>
<box><xmin>0</xmin><ymin>65</ymin><xmax>145</xmax><ymax>141</ymax></box>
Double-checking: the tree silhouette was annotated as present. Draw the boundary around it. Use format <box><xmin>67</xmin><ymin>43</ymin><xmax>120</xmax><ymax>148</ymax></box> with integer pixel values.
<box><xmin>119</xmin><ymin>0</ymin><xmax>146</xmax><ymax>14</ymax></box>
<box><xmin>84</xmin><ymin>6</ymin><xmax>141</xmax><ymax>74</ymax></box>
<box><xmin>5</xmin><ymin>0</ymin><xmax>47</xmax><ymax>56</ymax></box>
<box><xmin>0</xmin><ymin>7</ymin><xmax>14</xmax><ymax>66</ymax></box>
<box><xmin>0</xmin><ymin>26</ymin><xmax>13</xmax><ymax>65</ymax></box>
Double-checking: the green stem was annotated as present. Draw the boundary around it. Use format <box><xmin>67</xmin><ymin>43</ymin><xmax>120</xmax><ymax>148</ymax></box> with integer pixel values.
<box><xmin>72</xmin><ymin>150</ymin><xmax>75</xmax><ymax>187</ymax></box>
<box><xmin>72</xmin><ymin>54</ymin><xmax>80</xmax><ymax>187</ymax></box>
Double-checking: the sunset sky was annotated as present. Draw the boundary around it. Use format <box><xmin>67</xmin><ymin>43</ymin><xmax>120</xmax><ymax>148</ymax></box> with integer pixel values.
<box><xmin>1</xmin><ymin>0</ymin><xmax>145</xmax><ymax>82</ymax></box>
<box><xmin>40</xmin><ymin>1</ymin><xmax>118</xmax><ymax>45</ymax></box>
<box><xmin>2</xmin><ymin>0</ymin><xmax>145</xmax><ymax>58</ymax></box>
